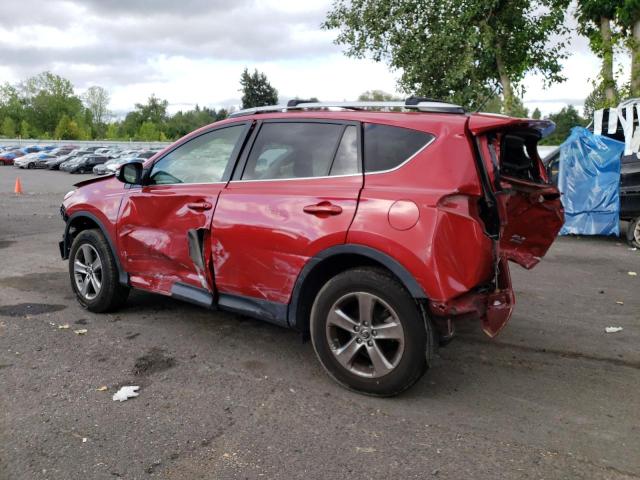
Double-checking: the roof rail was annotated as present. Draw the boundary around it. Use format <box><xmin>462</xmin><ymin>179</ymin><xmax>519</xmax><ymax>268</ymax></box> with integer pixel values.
<box><xmin>230</xmin><ymin>98</ymin><xmax>466</xmax><ymax>117</ymax></box>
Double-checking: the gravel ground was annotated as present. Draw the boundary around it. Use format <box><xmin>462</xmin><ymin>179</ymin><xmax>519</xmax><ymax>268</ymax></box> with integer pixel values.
<box><xmin>1</xmin><ymin>169</ymin><xmax>639</xmax><ymax>480</ymax></box>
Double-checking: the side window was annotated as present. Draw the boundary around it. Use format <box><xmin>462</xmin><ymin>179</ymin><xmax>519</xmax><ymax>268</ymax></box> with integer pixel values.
<box><xmin>242</xmin><ymin>122</ymin><xmax>344</xmax><ymax>180</ymax></box>
<box><xmin>150</xmin><ymin>125</ymin><xmax>244</xmax><ymax>185</ymax></box>
<box><xmin>364</xmin><ymin>123</ymin><xmax>433</xmax><ymax>173</ymax></box>
<box><xmin>329</xmin><ymin>126</ymin><xmax>360</xmax><ymax>176</ymax></box>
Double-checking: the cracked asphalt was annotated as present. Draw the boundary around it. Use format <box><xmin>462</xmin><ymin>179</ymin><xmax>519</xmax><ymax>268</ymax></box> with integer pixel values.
<box><xmin>1</xmin><ymin>169</ymin><xmax>639</xmax><ymax>480</ymax></box>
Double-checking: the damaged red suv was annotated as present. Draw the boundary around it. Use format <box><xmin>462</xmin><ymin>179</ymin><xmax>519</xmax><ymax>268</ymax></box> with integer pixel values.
<box><xmin>59</xmin><ymin>99</ymin><xmax>563</xmax><ymax>395</ymax></box>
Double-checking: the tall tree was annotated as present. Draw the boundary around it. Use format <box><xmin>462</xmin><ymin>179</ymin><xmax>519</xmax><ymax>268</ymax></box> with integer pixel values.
<box><xmin>358</xmin><ymin>90</ymin><xmax>402</xmax><ymax>101</ymax></box>
<box><xmin>82</xmin><ymin>86</ymin><xmax>110</xmax><ymax>137</ymax></box>
<box><xmin>324</xmin><ymin>0</ymin><xmax>570</xmax><ymax>115</ymax></box>
<box><xmin>576</xmin><ymin>1</ymin><xmax>622</xmax><ymax>104</ymax></box>
<box><xmin>240</xmin><ymin>68</ymin><xmax>278</xmax><ymax>109</ymax></box>
<box><xmin>540</xmin><ymin>105</ymin><xmax>588</xmax><ymax>144</ymax></box>
<box><xmin>20</xmin><ymin>71</ymin><xmax>82</xmax><ymax>135</ymax></box>
<box><xmin>618</xmin><ymin>1</ymin><xmax>640</xmax><ymax>96</ymax></box>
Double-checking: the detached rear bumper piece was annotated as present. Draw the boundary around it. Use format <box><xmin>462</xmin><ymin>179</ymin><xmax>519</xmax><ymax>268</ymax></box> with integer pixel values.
<box><xmin>428</xmin><ymin>257</ymin><xmax>514</xmax><ymax>338</ymax></box>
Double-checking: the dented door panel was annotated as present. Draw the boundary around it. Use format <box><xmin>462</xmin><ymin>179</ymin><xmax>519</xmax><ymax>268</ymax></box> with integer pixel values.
<box><xmin>212</xmin><ymin>176</ymin><xmax>362</xmax><ymax>303</ymax></box>
<box><xmin>117</xmin><ymin>184</ymin><xmax>222</xmax><ymax>294</ymax></box>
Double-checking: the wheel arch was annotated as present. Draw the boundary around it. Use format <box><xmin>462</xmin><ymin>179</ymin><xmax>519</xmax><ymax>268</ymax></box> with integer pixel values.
<box><xmin>287</xmin><ymin>244</ymin><xmax>427</xmax><ymax>332</ymax></box>
<box><xmin>63</xmin><ymin>211</ymin><xmax>128</xmax><ymax>286</ymax></box>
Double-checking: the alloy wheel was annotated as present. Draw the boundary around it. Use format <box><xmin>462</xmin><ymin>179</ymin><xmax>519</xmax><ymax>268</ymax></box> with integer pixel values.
<box><xmin>325</xmin><ymin>292</ymin><xmax>405</xmax><ymax>378</ymax></box>
<box><xmin>73</xmin><ymin>244</ymin><xmax>102</xmax><ymax>300</ymax></box>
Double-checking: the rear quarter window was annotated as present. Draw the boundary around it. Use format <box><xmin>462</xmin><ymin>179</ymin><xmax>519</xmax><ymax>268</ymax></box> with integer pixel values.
<box><xmin>363</xmin><ymin>123</ymin><xmax>434</xmax><ymax>173</ymax></box>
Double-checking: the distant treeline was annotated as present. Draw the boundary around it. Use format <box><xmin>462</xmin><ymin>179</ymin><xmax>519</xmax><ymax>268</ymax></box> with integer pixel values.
<box><xmin>0</xmin><ymin>71</ymin><xmax>231</xmax><ymax>141</ymax></box>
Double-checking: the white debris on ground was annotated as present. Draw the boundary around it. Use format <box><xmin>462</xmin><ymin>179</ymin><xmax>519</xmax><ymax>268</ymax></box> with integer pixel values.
<box><xmin>605</xmin><ymin>326</ymin><xmax>624</xmax><ymax>333</ymax></box>
<box><xmin>112</xmin><ymin>386</ymin><xmax>140</xmax><ymax>402</ymax></box>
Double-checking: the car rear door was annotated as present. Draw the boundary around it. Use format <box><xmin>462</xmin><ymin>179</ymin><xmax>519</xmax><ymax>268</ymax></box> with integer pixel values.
<box><xmin>469</xmin><ymin>116</ymin><xmax>564</xmax><ymax>269</ymax></box>
<box><xmin>116</xmin><ymin>123</ymin><xmax>250</xmax><ymax>297</ymax></box>
<box><xmin>211</xmin><ymin>119</ymin><xmax>362</xmax><ymax>318</ymax></box>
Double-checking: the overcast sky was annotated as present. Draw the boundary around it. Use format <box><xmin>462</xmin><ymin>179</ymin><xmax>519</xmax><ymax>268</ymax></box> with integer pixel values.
<box><xmin>0</xmin><ymin>0</ymin><xmax>631</xmax><ymax>117</ymax></box>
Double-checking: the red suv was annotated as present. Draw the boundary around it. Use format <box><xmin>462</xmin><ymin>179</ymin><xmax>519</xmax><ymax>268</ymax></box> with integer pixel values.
<box><xmin>59</xmin><ymin>99</ymin><xmax>563</xmax><ymax>396</ymax></box>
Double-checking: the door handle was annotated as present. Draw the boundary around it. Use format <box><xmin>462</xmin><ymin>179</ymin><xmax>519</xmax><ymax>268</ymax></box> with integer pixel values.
<box><xmin>303</xmin><ymin>202</ymin><xmax>343</xmax><ymax>216</ymax></box>
<box><xmin>187</xmin><ymin>201</ymin><xmax>213</xmax><ymax>211</ymax></box>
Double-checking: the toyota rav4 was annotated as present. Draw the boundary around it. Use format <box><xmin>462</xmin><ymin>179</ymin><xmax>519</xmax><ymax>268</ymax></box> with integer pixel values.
<box><xmin>59</xmin><ymin>99</ymin><xmax>564</xmax><ymax>396</ymax></box>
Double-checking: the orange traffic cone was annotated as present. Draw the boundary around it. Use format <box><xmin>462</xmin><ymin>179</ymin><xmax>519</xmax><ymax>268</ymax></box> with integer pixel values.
<box><xmin>14</xmin><ymin>177</ymin><xmax>23</xmax><ymax>195</ymax></box>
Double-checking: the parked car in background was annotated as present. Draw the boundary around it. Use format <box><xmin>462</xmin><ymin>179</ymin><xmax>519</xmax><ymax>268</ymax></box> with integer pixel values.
<box><xmin>93</xmin><ymin>157</ymin><xmax>144</xmax><ymax>175</ymax></box>
<box><xmin>61</xmin><ymin>154</ymin><xmax>109</xmax><ymax>173</ymax></box>
<box><xmin>20</xmin><ymin>145</ymin><xmax>43</xmax><ymax>154</ymax></box>
<box><xmin>59</xmin><ymin>98</ymin><xmax>564</xmax><ymax>395</ymax></box>
<box><xmin>47</xmin><ymin>149</ymin><xmax>91</xmax><ymax>170</ymax></box>
<box><xmin>0</xmin><ymin>150</ymin><xmax>24</xmax><ymax>166</ymax></box>
<box><xmin>14</xmin><ymin>151</ymin><xmax>51</xmax><ymax>169</ymax></box>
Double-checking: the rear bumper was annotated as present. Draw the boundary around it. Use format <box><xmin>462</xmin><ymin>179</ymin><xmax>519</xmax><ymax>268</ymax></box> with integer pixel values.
<box><xmin>428</xmin><ymin>256</ymin><xmax>514</xmax><ymax>338</ymax></box>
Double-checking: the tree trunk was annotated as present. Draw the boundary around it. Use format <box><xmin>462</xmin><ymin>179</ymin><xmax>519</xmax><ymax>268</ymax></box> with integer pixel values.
<box><xmin>495</xmin><ymin>51</ymin><xmax>514</xmax><ymax>115</ymax></box>
<box><xmin>631</xmin><ymin>20</ymin><xmax>640</xmax><ymax>97</ymax></box>
<box><xmin>600</xmin><ymin>16</ymin><xmax>616</xmax><ymax>103</ymax></box>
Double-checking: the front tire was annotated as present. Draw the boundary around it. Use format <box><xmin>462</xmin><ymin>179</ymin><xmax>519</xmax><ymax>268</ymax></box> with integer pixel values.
<box><xmin>627</xmin><ymin>217</ymin><xmax>640</xmax><ymax>248</ymax></box>
<box><xmin>69</xmin><ymin>229</ymin><xmax>129</xmax><ymax>312</ymax></box>
<box><xmin>310</xmin><ymin>267</ymin><xmax>432</xmax><ymax>396</ymax></box>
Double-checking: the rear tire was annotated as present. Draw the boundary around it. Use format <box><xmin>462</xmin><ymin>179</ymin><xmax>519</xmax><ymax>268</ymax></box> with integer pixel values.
<box><xmin>310</xmin><ymin>267</ymin><xmax>432</xmax><ymax>396</ymax></box>
<box><xmin>627</xmin><ymin>217</ymin><xmax>640</xmax><ymax>248</ymax></box>
<box><xmin>27</xmin><ymin>163</ymin><xmax>34</xmax><ymax>169</ymax></box>
<box><xmin>69</xmin><ymin>229</ymin><xmax>129</xmax><ymax>312</ymax></box>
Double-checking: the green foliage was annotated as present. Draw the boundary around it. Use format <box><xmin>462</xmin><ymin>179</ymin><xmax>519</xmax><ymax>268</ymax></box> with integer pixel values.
<box><xmin>540</xmin><ymin>105</ymin><xmax>588</xmax><ymax>145</ymax></box>
<box><xmin>532</xmin><ymin>107</ymin><xmax>542</xmax><ymax>119</ymax></box>
<box><xmin>240</xmin><ymin>68</ymin><xmax>278</xmax><ymax>108</ymax></box>
<box><xmin>19</xmin><ymin>120</ymin><xmax>30</xmax><ymax>138</ymax></box>
<box><xmin>20</xmin><ymin>71</ymin><xmax>83</xmax><ymax>135</ymax></box>
<box><xmin>136</xmin><ymin>121</ymin><xmax>161</xmax><ymax>141</ymax></box>
<box><xmin>82</xmin><ymin>86</ymin><xmax>110</xmax><ymax>138</ymax></box>
<box><xmin>0</xmin><ymin>71</ymin><xmax>234</xmax><ymax>141</ymax></box>
<box><xmin>1</xmin><ymin>117</ymin><xmax>16</xmax><ymax>137</ymax></box>
<box><xmin>54</xmin><ymin>114</ymin><xmax>82</xmax><ymax>140</ymax></box>
<box><xmin>358</xmin><ymin>90</ymin><xmax>402</xmax><ymax>101</ymax></box>
<box><xmin>324</xmin><ymin>0</ymin><xmax>570</xmax><ymax>114</ymax></box>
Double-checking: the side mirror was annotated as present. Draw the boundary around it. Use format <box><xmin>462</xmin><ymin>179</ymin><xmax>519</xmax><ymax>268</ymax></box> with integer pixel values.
<box><xmin>117</xmin><ymin>161</ymin><xmax>143</xmax><ymax>185</ymax></box>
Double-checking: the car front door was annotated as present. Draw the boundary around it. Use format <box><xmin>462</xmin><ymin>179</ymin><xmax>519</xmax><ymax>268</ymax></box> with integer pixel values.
<box><xmin>117</xmin><ymin>122</ymin><xmax>250</xmax><ymax>296</ymax></box>
<box><xmin>212</xmin><ymin>120</ymin><xmax>362</xmax><ymax>319</ymax></box>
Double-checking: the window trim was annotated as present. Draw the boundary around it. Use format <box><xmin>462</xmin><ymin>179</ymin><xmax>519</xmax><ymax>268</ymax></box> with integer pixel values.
<box><xmin>143</xmin><ymin>121</ymin><xmax>252</xmax><ymax>186</ymax></box>
<box><xmin>231</xmin><ymin>118</ymin><xmax>362</xmax><ymax>183</ymax></box>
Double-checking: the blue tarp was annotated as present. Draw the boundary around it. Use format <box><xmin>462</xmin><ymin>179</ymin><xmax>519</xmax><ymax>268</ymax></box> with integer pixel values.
<box><xmin>558</xmin><ymin>127</ymin><xmax>624</xmax><ymax>236</ymax></box>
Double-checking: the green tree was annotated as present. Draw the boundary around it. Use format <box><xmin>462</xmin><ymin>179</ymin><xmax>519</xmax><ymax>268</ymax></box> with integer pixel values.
<box><xmin>54</xmin><ymin>114</ymin><xmax>81</xmax><ymax>139</ymax></box>
<box><xmin>0</xmin><ymin>84</ymin><xmax>25</xmax><ymax>125</ymax></box>
<box><xmin>541</xmin><ymin>105</ymin><xmax>588</xmax><ymax>145</ymax></box>
<box><xmin>105</xmin><ymin>122</ymin><xmax>121</xmax><ymax>140</ymax></box>
<box><xmin>576</xmin><ymin>1</ymin><xmax>622</xmax><ymax>105</ymax></box>
<box><xmin>19</xmin><ymin>120</ymin><xmax>30</xmax><ymax>138</ymax></box>
<box><xmin>137</xmin><ymin>121</ymin><xmax>161</xmax><ymax>141</ymax></box>
<box><xmin>82</xmin><ymin>86</ymin><xmax>110</xmax><ymax>138</ymax></box>
<box><xmin>358</xmin><ymin>90</ymin><xmax>402</xmax><ymax>101</ymax></box>
<box><xmin>532</xmin><ymin>107</ymin><xmax>542</xmax><ymax>119</ymax></box>
<box><xmin>122</xmin><ymin>94</ymin><xmax>169</xmax><ymax>138</ymax></box>
<box><xmin>240</xmin><ymin>68</ymin><xmax>278</xmax><ymax>109</ymax></box>
<box><xmin>617</xmin><ymin>1</ymin><xmax>640</xmax><ymax>96</ymax></box>
<box><xmin>20</xmin><ymin>71</ymin><xmax>83</xmax><ymax>136</ymax></box>
<box><xmin>324</xmin><ymin>0</ymin><xmax>570</xmax><ymax>115</ymax></box>
<box><xmin>1</xmin><ymin>117</ymin><xmax>16</xmax><ymax>137</ymax></box>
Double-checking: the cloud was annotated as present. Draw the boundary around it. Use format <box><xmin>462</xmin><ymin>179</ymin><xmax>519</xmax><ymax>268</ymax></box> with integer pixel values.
<box><xmin>0</xmin><ymin>0</ymin><xmax>616</xmax><ymax>117</ymax></box>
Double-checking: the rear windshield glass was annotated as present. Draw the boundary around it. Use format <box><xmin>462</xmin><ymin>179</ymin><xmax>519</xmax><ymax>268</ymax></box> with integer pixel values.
<box><xmin>363</xmin><ymin>123</ymin><xmax>433</xmax><ymax>173</ymax></box>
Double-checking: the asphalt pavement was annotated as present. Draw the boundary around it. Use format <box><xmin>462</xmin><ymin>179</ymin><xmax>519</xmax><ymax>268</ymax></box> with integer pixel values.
<box><xmin>1</xmin><ymin>169</ymin><xmax>639</xmax><ymax>479</ymax></box>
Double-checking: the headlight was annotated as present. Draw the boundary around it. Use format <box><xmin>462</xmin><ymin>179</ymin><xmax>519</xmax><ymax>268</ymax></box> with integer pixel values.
<box><xmin>63</xmin><ymin>190</ymin><xmax>76</xmax><ymax>201</ymax></box>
